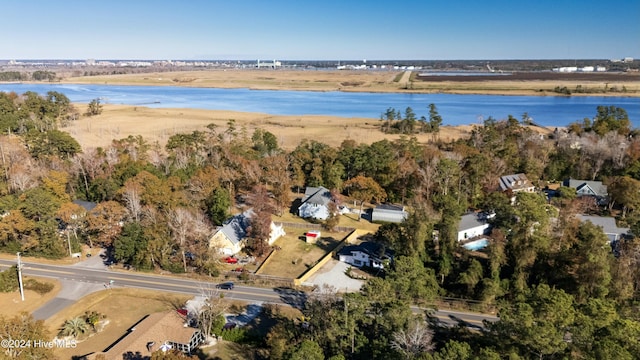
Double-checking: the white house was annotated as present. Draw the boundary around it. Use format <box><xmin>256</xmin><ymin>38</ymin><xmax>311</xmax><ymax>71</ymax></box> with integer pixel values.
<box><xmin>458</xmin><ymin>213</ymin><xmax>492</xmax><ymax>242</ymax></box>
<box><xmin>298</xmin><ymin>186</ymin><xmax>332</xmax><ymax>220</ymax></box>
<box><xmin>338</xmin><ymin>242</ymin><xmax>393</xmax><ymax>269</ymax></box>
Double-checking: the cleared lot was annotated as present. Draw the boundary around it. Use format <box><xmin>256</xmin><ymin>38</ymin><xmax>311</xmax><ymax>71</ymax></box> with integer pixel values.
<box><xmin>258</xmin><ymin>227</ymin><xmax>345</xmax><ymax>278</ymax></box>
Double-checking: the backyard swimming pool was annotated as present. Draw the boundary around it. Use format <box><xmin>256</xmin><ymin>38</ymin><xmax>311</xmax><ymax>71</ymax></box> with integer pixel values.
<box><xmin>462</xmin><ymin>238</ymin><xmax>489</xmax><ymax>251</ymax></box>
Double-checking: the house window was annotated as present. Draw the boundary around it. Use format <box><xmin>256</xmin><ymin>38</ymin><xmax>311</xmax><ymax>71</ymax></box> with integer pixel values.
<box><xmin>354</xmin><ymin>260</ymin><xmax>362</xmax><ymax>266</ymax></box>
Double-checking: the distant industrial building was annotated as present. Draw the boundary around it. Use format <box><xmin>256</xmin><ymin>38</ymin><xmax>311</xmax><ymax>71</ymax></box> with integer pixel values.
<box><xmin>610</xmin><ymin>57</ymin><xmax>634</xmax><ymax>63</ymax></box>
<box><xmin>256</xmin><ymin>59</ymin><xmax>281</xmax><ymax>68</ymax></box>
<box><xmin>552</xmin><ymin>65</ymin><xmax>607</xmax><ymax>72</ymax></box>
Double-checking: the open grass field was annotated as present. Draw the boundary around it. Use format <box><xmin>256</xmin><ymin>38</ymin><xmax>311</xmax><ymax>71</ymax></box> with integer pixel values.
<box><xmin>63</xmin><ymin>103</ymin><xmax>475</xmax><ymax>151</ymax></box>
<box><xmin>48</xmin><ymin>288</ymin><xmax>191</xmax><ymax>359</ymax></box>
<box><xmin>0</xmin><ymin>277</ymin><xmax>60</xmax><ymax>317</ymax></box>
<box><xmin>62</xmin><ymin>69</ymin><xmax>402</xmax><ymax>92</ymax></box>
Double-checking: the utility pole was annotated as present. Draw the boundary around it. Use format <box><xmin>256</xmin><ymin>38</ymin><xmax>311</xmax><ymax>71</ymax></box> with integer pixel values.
<box><xmin>17</xmin><ymin>252</ymin><xmax>24</xmax><ymax>301</ymax></box>
<box><xmin>67</xmin><ymin>231</ymin><xmax>73</xmax><ymax>257</ymax></box>
<box><xmin>0</xmin><ymin>143</ymin><xmax>8</xmax><ymax>181</ymax></box>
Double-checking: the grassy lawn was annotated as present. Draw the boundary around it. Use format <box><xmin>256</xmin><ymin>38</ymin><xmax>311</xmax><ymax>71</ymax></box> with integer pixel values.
<box><xmin>49</xmin><ymin>288</ymin><xmax>191</xmax><ymax>359</ymax></box>
<box><xmin>0</xmin><ymin>277</ymin><xmax>61</xmax><ymax>317</ymax></box>
<box><xmin>259</xmin><ymin>227</ymin><xmax>346</xmax><ymax>278</ymax></box>
<box><xmin>337</xmin><ymin>211</ymin><xmax>381</xmax><ymax>233</ymax></box>
<box><xmin>263</xmin><ymin>200</ymin><xmax>380</xmax><ymax>279</ymax></box>
<box><xmin>0</xmin><ymin>252</ymin><xmax>81</xmax><ymax>266</ymax></box>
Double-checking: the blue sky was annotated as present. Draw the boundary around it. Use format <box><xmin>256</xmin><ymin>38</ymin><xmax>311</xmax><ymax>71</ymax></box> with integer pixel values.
<box><xmin>2</xmin><ymin>0</ymin><xmax>638</xmax><ymax>60</ymax></box>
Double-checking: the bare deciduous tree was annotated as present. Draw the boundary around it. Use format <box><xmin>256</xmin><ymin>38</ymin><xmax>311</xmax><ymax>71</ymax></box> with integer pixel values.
<box><xmin>168</xmin><ymin>208</ymin><xmax>213</xmax><ymax>272</ymax></box>
<box><xmin>390</xmin><ymin>322</ymin><xmax>435</xmax><ymax>360</ymax></box>
<box><xmin>122</xmin><ymin>184</ymin><xmax>143</xmax><ymax>222</ymax></box>
<box><xmin>196</xmin><ymin>285</ymin><xmax>230</xmax><ymax>338</ymax></box>
<box><xmin>8</xmin><ymin>164</ymin><xmax>38</xmax><ymax>192</ymax></box>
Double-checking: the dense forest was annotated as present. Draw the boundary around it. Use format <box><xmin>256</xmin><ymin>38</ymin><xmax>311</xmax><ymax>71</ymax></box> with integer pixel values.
<box><xmin>0</xmin><ymin>90</ymin><xmax>639</xmax><ymax>359</ymax></box>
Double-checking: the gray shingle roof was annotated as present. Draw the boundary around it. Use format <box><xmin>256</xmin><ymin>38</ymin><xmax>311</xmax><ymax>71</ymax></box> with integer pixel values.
<box><xmin>301</xmin><ymin>186</ymin><xmax>332</xmax><ymax>207</ymax></box>
<box><xmin>577</xmin><ymin>215</ymin><xmax>630</xmax><ymax>239</ymax></box>
<box><xmin>72</xmin><ymin>199</ymin><xmax>97</xmax><ymax>211</ymax></box>
<box><xmin>219</xmin><ymin>209</ymin><xmax>254</xmax><ymax>245</ymax></box>
<box><xmin>564</xmin><ymin>179</ymin><xmax>608</xmax><ymax>197</ymax></box>
<box><xmin>458</xmin><ymin>213</ymin><xmax>488</xmax><ymax>232</ymax></box>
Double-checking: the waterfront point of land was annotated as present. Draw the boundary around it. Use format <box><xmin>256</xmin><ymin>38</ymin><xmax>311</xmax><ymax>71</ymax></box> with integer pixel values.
<box><xmin>30</xmin><ymin>69</ymin><xmax>640</xmax><ymax>149</ymax></box>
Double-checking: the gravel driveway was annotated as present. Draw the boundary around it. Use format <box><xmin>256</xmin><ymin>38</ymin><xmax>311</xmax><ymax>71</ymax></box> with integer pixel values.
<box><xmin>306</xmin><ymin>259</ymin><xmax>364</xmax><ymax>292</ymax></box>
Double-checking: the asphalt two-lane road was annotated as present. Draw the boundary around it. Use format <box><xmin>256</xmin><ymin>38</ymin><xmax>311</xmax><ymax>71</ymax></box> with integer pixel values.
<box><xmin>0</xmin><ymin>259</ymin><xmax>498</xmax><ymax>327</ymax></box>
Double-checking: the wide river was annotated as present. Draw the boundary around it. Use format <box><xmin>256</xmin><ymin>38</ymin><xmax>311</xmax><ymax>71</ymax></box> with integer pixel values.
<box><xmin>0</xmin><ymin>83</ymin><xmax>638</xmax><ymax>127</ymax></box>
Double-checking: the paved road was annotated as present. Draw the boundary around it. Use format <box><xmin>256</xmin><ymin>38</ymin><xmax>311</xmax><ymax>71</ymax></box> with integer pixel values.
<box><xmin>0</xmin><ymin>259</ymin><xmax>498</xmax><ymax>327</ymax></box>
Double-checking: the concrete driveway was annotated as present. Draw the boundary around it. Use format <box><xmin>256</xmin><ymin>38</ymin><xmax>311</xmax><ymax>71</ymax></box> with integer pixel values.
<box><xmin>306</xmin><ymin>259</ymin><xmax>364</xmax><ymax>292</ymax></box>
<box><xmin>71</xmin><ymin>249</ymin><xmax>108</xmax><ymax>270</ymax></box>
<box><xmin>32</xmin><ymin>249</ymin><xmax>108</xmax><ymax>320</ymax></box>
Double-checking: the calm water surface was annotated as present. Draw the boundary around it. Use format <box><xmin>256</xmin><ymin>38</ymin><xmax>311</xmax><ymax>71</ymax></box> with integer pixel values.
<box><xmin>0</xmin><ymin>83</ymin><xmax>637</xmax><ymax>127</ymax></box>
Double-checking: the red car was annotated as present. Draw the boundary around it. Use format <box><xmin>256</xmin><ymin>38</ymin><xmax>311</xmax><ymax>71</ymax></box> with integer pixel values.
<box><xmin>223</xmin><ymin>256</ymin><xmax>238</xmax><ymax>264</ymax></box>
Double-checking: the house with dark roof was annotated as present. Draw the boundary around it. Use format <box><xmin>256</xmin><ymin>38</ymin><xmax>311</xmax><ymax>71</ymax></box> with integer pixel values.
<box><xmin>499</xmin><ymin>173</ymin><xmax>535</xmax><ymax>203</ymax></box>
<box><xmin>209</xmin><ymin>209</ymin><xmax>285</xmax><ymax>255</ymax></box>
<box><xmin>371</xmin><ymin>204</ymin><xmax>408</xmax><ymax>223</ymax></box>
<box><xmin>577</xmin><ymin>215</ymin><xmax>630</xmax><ymax>243</ymax></box>
<box><xmin>563</xmin><ymin>179</ymin><xmax>608</xmax><ymax>205</ymax></box>
<box><xmin>298</xmin><ymin>186</ymin><xmax>333</xmax><ymax>220</ymax></box>
<box><xmin>499</xmin><ymin>173</ymin><xmax>535</xmax><ymax>193</ymax></box>
<box><xmin>86</xmin><ymin>311</ymin><xmax>205</xmax><ymax>360</ymax></box>
<box><xmin>338</xmin><ymin>242</ymin><xmax>394</xmax><ymax>269</ymax></box>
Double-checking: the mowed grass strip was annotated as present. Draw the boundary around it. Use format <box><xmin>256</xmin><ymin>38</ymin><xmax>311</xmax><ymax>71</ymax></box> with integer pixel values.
<box><xmin>0</xmin><ymin>277</ymin><xmax>61</xmax><ymax>316</ymax></box>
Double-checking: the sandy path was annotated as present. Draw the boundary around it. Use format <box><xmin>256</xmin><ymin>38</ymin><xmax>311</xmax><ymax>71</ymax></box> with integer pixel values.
<box><xmin>398</xmin><ymin>70</ymin><xmax>412</xmax><ymax>86</ymax></box>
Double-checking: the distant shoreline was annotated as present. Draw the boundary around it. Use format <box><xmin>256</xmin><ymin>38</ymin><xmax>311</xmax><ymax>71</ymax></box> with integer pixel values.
<box><xmin>41</xmin><ymin>69</ymin><xmax>640</xmax><ymax>98</ymax></box>
<box><xmin>1</xmin><ymin>68</ymin><xmax>638</xmax><ymax>97</ymax></box>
